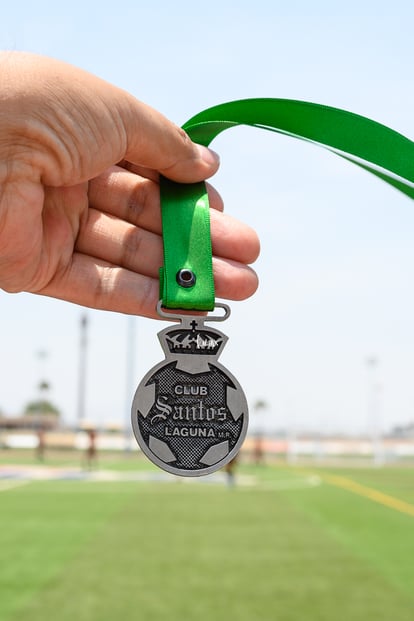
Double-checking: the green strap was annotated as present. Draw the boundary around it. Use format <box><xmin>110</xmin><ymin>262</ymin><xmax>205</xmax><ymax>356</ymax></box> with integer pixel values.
<box><xmin>160</xmin><ymin>98</ymin><xmax>414</xmax><ymax>310</ymax></box>
<box><xmin>159</xmin><ymin>178</ymin><xmax>215</xmax><ymax>310</ymax></box>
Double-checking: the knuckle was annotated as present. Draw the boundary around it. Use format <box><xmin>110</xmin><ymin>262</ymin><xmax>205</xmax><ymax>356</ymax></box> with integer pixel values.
<box><xmin>127</xmin><ymin>178</ymin><xmax>156</xmax><ymax>224</ymax></box>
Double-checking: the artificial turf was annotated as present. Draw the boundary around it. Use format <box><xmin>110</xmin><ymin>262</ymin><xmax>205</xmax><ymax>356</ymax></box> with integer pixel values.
<box><xmin>1</xmin><ymin>458</ymin><xmax>414</xmax><ymax>621</ymax></box>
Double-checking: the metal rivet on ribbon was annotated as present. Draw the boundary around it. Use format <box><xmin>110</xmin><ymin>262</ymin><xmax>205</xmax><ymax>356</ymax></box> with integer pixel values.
<box><xmin>176</xmin><ymin>269</ymin><xmax>196</xmax><ymax>288</ymax></box>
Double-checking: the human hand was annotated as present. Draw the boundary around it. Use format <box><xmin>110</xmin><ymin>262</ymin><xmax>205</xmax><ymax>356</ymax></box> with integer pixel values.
<box><xmin>0</xmin><ymin>52</ymin><xmax>259</xmax><ymax>318</ymax></box>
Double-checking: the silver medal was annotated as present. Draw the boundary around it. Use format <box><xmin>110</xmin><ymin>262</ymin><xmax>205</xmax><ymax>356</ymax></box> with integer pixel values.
<box><xmin>131</xmin><ymin>303</ymin><xmax>248</xmax><ymax>476</ymax></box>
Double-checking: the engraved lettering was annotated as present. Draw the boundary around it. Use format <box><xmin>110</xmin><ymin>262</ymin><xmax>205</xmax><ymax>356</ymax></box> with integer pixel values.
<box><xmin>174</xmin><ymin>384</ymin><xmax>209</xmax><ymax>396</ymax></box>
<box><xmin>217</xmin><ymin>407</ymin><xmax>226</xmax><ymax>422</ymax></box>
<box><xmin>196</xmin><ymin>335</ymin><xmax>218</xmax><ymax>350</ymax></box>
<box><xmin>151</xmin><ymin>396</ymin><xmax>172</xmax><ymax>423</ymax></box>
<box><xmin>164</xmin><ymin>400</ymin><xmax>228</xmax><ymax>423</ymax></box>
<box><xmin>164</xmin><ymin>425</ymin><xmax>216</xmax><ymax>438</ymax></box>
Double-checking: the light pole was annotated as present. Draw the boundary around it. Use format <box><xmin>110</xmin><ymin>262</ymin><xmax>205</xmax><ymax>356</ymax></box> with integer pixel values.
<box><xmin>286</xmin><ymin>401</ymin><xmax>297</xmax><ymax>465</ymax></box>
<box><xmin>35</xmin><ymin>350</ymin><xmax>49</xmax><ymax>460</ymax></box>
<box><xmin>366</xmin><ymin>356</ymin><xmax>383</xmax><ymax>466</ymax></box>
<box><xmin>124</xmin><ymin>316</ymin><xmax>136</xmax><ymax>451</ymax></box>
<box><xmin>77</xmin><ymin>314</ymin><xmax>89</xmax><ymax>428</ymax></box>
<box><xmin>253</xmin><ymin>399</ymin><xmax>267</xmax><ymax>465</ymax></box>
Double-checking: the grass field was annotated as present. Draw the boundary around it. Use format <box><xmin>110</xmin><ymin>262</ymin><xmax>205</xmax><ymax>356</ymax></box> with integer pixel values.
<box><xmin>1</xmin><ymin>451</ymin><xmax>414</xmax><ymax>620</ymax></box>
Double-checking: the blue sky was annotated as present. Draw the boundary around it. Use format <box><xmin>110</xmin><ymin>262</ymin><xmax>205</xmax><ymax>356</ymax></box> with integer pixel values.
<box><xmin>1</xmin><ymin>0</ymin><xmax>414</xmax><ymax>435</ymax></box>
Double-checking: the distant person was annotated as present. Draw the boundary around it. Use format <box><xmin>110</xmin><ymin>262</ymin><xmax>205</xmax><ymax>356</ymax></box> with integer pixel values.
<box><xmin>36</xmin><ymin>428</ymin><xmax>46</xmax><ymax>462</ymax></box>
<box><xmin>253</xmin><ymin>436</ymin><xmax>265</xmax><ymax>466</ymax></box>
<box><xmin>84</xmin><ymin>428</ymin><xmax>97</xmax><ymax>470</ymax></box>
<box><xmin>224</xmin><ymin>455</ymin><xmax>238</xmax><ymax>487</ymax></box>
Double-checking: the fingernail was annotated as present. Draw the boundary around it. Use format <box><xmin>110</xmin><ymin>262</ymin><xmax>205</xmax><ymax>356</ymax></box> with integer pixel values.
<box><xmin>197</xmin><ymin>144</ymin><xmax>220</xmax><ymax>167</ymax></box>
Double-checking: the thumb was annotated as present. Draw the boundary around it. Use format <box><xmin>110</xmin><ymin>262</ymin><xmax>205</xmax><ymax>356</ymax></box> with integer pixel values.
<box><xmin>0</xmin><ymin>52</ymin><xmax>219</xmax><ymax>185</ymax></box>
<box><xmin>117</xmin><ymin>96</ymin><xmax>220</xmax><ymax>182</ymax></box>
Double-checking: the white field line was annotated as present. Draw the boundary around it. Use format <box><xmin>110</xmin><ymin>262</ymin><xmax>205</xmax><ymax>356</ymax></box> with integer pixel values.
<box><xmin>0</xmin><ymin>468</ymin><xmax>321</xmax><ymax>491</ymax></box>
<box><xmin>0</xmin><ymin>479</ymin><xmax>29</xmax><ymax>492</ymax></box>
<box><xmin>254</xmin><ymin>475</ymin><xmax>322</xmax><ymax>491</ymax></box>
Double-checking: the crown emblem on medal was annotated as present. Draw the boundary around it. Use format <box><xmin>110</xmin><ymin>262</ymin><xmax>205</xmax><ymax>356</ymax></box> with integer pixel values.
<box><xmin>165</xmin><ymin>319</ymin><xmax>223</xmax><ymax>356</ymax></box>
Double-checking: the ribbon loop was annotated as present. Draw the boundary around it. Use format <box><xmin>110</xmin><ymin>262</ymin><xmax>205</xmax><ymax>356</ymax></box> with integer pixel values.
<box><xmin>159</xmin><ymin>98</ymin><xmax>414</xmax><ymax>310</ymax></box>
<box><xmin>159</xmin><ymin>177</ymin><xmax>215</xmax><ymax>311</ymax></box>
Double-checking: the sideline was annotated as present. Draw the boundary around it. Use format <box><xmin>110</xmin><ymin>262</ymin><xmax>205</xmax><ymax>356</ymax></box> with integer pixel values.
<box><xmin>256</xmin><ymin>474</ymin><xmax>321</xmax><ymax>491</ymax></box>
<box><xmin>0</xmin><ymin>480</ymin><xmax>29</xmax><ymax>492</ymax></box>
<box><xmin>0</xmin><ymin>465</ymin><xmax>321</xmax><ymax>491</ymax></box>
<box><xmin>0</xmin><ymin>465</ymin><xmax>253</xmax><ymax>486</ymax></box>
<box><xmin>321</xmin><ymin>473</ymin><xmax>414</xmax><ymax>518</ymax></box>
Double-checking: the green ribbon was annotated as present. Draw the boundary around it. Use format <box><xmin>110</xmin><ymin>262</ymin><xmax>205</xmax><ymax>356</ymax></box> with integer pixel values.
<box><xmin>159</xmin><ymin>178</ymin><xmax>214</xmax><ymax>311</ymax></box>
<box><xmin>159</xmin><ymin>98</ymin><xmax>414</xmax><ymax>310</ymax></box>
